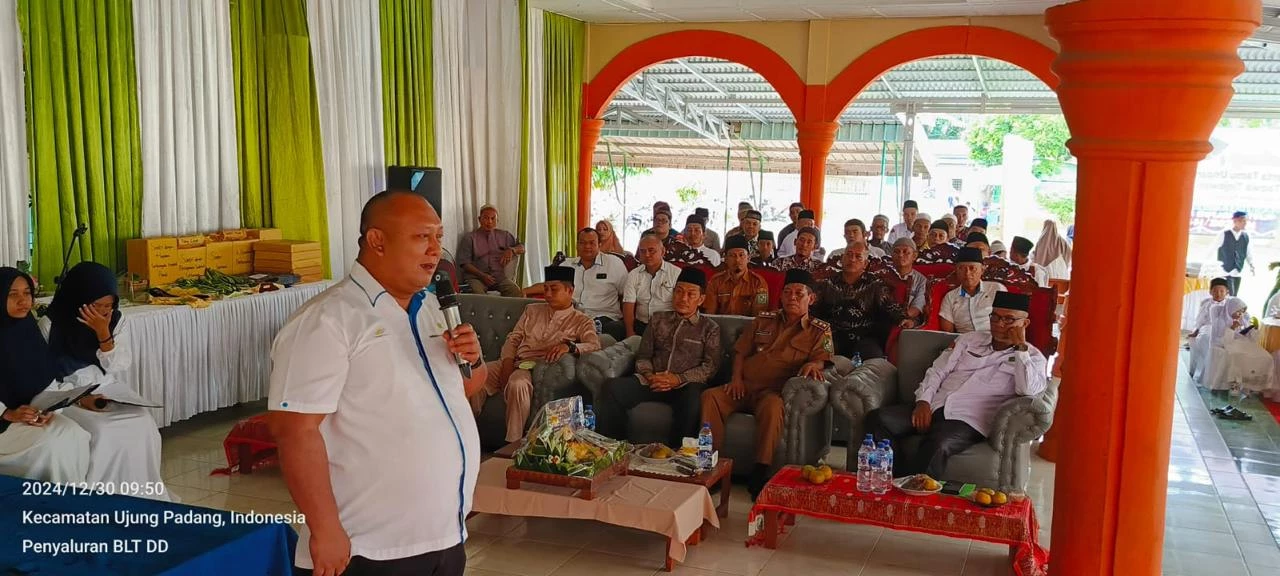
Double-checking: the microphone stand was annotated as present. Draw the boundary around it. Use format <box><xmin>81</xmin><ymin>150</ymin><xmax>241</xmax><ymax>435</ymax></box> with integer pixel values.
<box><xmin>55</xmin><ymin>224</ymin><xmax>88</xmax><ymax>286</ymax></box>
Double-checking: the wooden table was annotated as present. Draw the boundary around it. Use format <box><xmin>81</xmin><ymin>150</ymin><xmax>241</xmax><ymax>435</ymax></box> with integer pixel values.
<box><xmin>472</xmin><ymin>458</ymin><xmax>719</xmax><ymax>571</ymax></box>
<box><xmin>629</xmin><ymin>458</ymin><xmax>734</xmax><ymax>518</ymax></box>
<box><xmin>747</xmin><ymin>466</ymin><xmax>1048</xmax><ymax>576</ymax></box>
<box><xmin>493</xmin><ymin>441</ymin><xmax>734</xmax><ymax>518</ymax></box>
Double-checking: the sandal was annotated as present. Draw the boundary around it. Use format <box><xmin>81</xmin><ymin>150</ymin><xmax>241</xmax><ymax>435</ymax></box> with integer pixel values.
<box><xmin>1220</xmin><ymin>407</ymin><xmax>1254</xmax><ymax>421</ymax></box>
<box><xmin>1210</xmin><ymin>405</ymin><xmax>1234</xmax><ymax>415</ymax></box>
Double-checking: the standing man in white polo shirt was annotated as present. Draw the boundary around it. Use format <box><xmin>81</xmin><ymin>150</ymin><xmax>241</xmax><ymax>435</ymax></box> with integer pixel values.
<box><xmin>623</xmin><ymin>233</ymin><xmax>681</xmax><ymax>337</ymax></box>
<box><xmin>269</xmin><ymin>190</ymin><xmax>485</xmax><ymax>576</ymax></box>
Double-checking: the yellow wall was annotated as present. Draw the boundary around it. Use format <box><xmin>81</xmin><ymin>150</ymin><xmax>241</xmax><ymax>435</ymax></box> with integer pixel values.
<box><xmin>585</xmin><ymin>16</ymin><xmax>1057</xmax><ymax>85</ymax></box>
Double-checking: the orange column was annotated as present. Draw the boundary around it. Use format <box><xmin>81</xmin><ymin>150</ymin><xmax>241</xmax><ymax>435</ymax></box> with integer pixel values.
<box><xmin>577</xmin><ymin>118</ymin><xmax>605</xmax><ymax>230</ymax></box>
<box><xmin>1045</xmin><ymin>2</ymin><xmax>1258</xmax><ymax>575</ymax></box>
<box><xmin>796</xmin><ymin>121</ymin><xmax>838</xmax><ymax>225</ymax></box>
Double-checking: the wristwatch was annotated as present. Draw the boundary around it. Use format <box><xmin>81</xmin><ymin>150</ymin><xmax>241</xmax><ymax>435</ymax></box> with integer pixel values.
<box><xmin>566</xmin><ymin>341</ymin><xmax>579</xmax><ymax>354</ymax></box>
<box><xmin>469</xmin><ymin>356</ymin><xmax>485</xmax><ymax>369</ymax></box>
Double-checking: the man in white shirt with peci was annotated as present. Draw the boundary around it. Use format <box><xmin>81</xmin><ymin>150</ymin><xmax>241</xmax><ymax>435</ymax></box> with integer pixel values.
<box><xmin>865</xmin><ymin>292</ymin><xmax>1047</xmax><ymax>478</ymax></box>
<box><xmin>268</xmin><ymin>190</ymin><xmax>485</xmax><ymax>576</ymax></box>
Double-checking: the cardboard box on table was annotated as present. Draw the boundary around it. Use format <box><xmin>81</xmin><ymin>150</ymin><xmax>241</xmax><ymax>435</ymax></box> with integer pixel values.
<box><xmin>126</xmin><ymin>237</ymin><xmax>180</xmax><ymax>287</ymax></box>
<box><xmin>245</xmin><ymin>228</ymin><xmax>283</xmax><ymax>241</ymax></box>
<box><xmin>205</xmin><ymin>242</ymin><xmax>237</xmax><ymax>274</ymax></box>
<box><xmin>253</xmin><ymin>240</ymin><xmax>323</xmax><ymax>278</ymax></box>
<box><xmin>177</xmin><ymin>246</ymin><xmax>207</xmax><ymax>279</ymax></box>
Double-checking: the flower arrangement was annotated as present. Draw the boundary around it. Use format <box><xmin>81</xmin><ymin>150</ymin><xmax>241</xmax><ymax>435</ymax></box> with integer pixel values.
<box><xmin>513</xmin><ymin>397</ymin><xmax>629</xmax><ymax>478</ymax></box>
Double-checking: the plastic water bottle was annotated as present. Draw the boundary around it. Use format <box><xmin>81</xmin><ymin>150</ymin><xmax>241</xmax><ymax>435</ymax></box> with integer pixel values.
<box><xmin>697</xmin><ymin>423</ymin><xmax>714</xmax><ymax>471</ymax></box>
<box><xmin>852</xmin><ymin>353</ymin><xmax>863</xmax><ymax>368</ymax></box>
<box><xmin>582</xmin><ymin>405</ymin><xmax>596</xmax><ymax>431</ymax></box>
<box><xmin>874</xmin><ymin>440</ymin><xmax>893</xmax><ymax>494</ymax></box>
<box><xmin>856</xmin><ymin>435</ymin><xmax>875</xmax><ymax>492</ymax></box>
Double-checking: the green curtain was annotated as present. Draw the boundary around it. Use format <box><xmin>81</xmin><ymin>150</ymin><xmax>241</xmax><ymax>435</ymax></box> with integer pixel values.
<box><xmin>543</xmin><ymin>11</ymin><xmax>584</xmax><ymax>257</ymax></box>
<box><xmin>19</xmin><ymin>0</ymin><xmax>142</xmax><ymax>283</ymax></box>
<box><xmin>231</xmin><ymin>0</ymin><xmax>330</xmax><ymax>276</ymax></box>
<box><xmin>517</xmin><ymin>0</ymin><xmax>530</xmax><ymax>246</ymax></box>
<box><xmin>380</xmin><ymin>0</ymin><xmax>435</xmax><ymax>166</ymax></box>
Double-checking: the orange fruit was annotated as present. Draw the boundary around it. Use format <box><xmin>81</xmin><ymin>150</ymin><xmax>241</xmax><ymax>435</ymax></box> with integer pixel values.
<box><xmin>993</xmin><ymin>492</ymin><xmax>1008</xmax><ymax>505</ymax></box>
<box><xmin>975</xmin><ymin>493</ymin><xmax>992</xmax><ymax>506</ymax></box>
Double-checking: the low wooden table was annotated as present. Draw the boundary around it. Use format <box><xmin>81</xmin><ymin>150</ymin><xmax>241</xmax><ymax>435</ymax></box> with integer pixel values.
<box><xmin>746</xmin><ymin>466</ymin><xmax>1049</xmax><ymax>576</ymax></box>
<box><xmin>629</xmin><ymin>458</ymin><xmax>734</xmax><ymax>518</ymax></box>
<box><xmin>472</xmin><ymin>458</ymin><xmax>719</xmax><ymax>571</ymax></box>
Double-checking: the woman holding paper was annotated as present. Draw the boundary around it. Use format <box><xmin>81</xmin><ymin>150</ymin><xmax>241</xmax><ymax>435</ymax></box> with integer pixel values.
<box><xmin>40</xmin><ymin>262</ymin><xmax>166</xmax><ymax>497</ymax></box>
<box><xmin>0</xmin><ymin>267</ymin><xmax>90</xmax><ymax>482</ymax></box>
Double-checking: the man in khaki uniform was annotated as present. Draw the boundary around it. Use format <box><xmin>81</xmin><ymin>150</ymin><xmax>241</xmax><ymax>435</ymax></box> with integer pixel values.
<box><xmin>705</xmin><ymin>235</ymin><xmax>769</xmax><ymax>316</ymax></box>
<box><xmin>701</xmin><ymin>268</ymin><xmax>832</xmax><ymax>498</ymax></box>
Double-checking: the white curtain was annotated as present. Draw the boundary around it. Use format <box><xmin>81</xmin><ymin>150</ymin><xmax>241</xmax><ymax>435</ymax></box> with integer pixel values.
<box><xmin>133</xmin><ymin>0</ymin><xmax>240</xmax><ymax>237</ymax></box>
<box><xmin>522</xmin><ymin>4</ymin><xmax>550</xmax><ymax>285</ymax></box>
<box><xmin>433</xmin><ymin>0</ymin><xmax>522</xmax><ymax>258</ymax></box>
<box><xmin>307</xmin><ymin>0</ymin><xmax>386</xmax><ymax>276</ymax></box>
<box><xmin>0</xmin><ymin>0</ymin><xmax>30</xmax><ymax>266</ymax></box>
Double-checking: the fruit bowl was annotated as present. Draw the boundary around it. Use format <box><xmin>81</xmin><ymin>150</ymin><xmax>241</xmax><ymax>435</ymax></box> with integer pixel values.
<box><xmin>893</xmin><ymin>474</ymin><xmax>943</xmax><ymax>496</ymax></box>
<box><xmin>632</xmin><ymin>443</ymin><xmax>677</xmax><ymax>466</ymax></box>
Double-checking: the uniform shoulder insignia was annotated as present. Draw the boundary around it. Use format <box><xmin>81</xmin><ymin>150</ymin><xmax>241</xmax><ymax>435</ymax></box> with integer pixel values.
<box><xmin>759</xmin><ymin>310</ymin><xmax>778</xmax><ymax>318</ymax></box>
<box><xmin>810</xmin><ymin>318</ymin><xmax>831</xmax><ymax>332</ymax></box>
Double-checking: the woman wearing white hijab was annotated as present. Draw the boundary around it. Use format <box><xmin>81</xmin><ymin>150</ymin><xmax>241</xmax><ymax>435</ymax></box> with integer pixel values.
<box><xmin>1034</xmin><ymin>220</ymin><xmax>1072</xmax><ymax>281</ymax></box>
<box><xmin>1202</xmin><ymin>298</ymin><xmax>1273</xmax><ymax>407</ymax></box>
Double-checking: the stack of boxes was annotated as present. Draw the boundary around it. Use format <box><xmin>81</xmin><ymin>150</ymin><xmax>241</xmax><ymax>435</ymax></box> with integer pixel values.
<box><xmin>253</xmin><ymin>240</ymin><xmax>323</xmax><ymax>283</ymax></box>
<box><xmin>126</xmin><ymin>228</ymin><xmax>316</xmax><ymax>287</ymax></box>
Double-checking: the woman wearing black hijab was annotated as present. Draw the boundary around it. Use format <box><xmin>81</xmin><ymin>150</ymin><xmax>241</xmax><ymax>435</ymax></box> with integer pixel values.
<box><xmin>40</xmin><ymin>262</ymin><xmax>166</xmax><ymax>496</ymax></box>
<box><xmin>0</xmin><ymin>267</ymin><xmax>90</xmax><ymax>481</ymax></box>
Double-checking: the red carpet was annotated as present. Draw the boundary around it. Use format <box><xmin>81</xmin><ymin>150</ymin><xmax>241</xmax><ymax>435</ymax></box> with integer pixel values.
<box><xmin>1266</xmin><ymin>398</ymin><xmax>1280</xmax><ymax>427</ymax></box>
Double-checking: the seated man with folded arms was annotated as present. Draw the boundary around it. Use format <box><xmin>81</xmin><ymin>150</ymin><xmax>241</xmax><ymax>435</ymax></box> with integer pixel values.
<box><xmin>701</xmin><ymin>269</ymin><xmax>832</xmax><ymax>498</ymax></box>
<box><xmin>866</xmin><ymin>292</ymin><xmax>1047</xmax><ymax>478</ymax></box>
<box><xmin>469</xmin><ymin>267</ymin><xmax>601</xmax><ymax>442</ymax></box>
<box><xmin>817</xmin><ymin>242</ymin><xmax>914</xmax><ymax>359</ymax></box>
<box><xmin>706</xmin><ymin>236</ymin><xmax>770</xmax><ymax>317</ymax></box>
<box><xmin>457</xmin><ymin>204</ymin><xmax>525</xmax><ymax>297</ymax></box>
<box><xmin>939</xmin><ymin>247</ymin><xmax>1007</xmax><ymax>334</ymax></box>
<box><xmin>596</xmin><ymin>269</ymin><xmax>722</xmax><ymax>447</ymax></box>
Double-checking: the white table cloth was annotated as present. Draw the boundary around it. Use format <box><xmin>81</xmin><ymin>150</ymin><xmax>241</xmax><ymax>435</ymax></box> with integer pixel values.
<box><xmin>113</xmin><ymin>282</ymin><xmax>333</xmax><ymax>427</ymax></box>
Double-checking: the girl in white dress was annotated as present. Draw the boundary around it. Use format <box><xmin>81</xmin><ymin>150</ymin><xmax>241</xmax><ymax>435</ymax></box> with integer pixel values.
<box><xmin>0</xmin><ymin>267</ymin><xmax>90</xmax><ymax>482</ymax></box>
<box><xmin>39</xmin><ymin>262</ymin><xmax>167</xmax><ymax>498</ymax></box>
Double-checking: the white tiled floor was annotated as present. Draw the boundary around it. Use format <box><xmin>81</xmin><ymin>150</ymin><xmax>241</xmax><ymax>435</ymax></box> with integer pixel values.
<box><xmin>159</xmin><ymin>353</ymin><xmax>1280</xmax><ymax>575</ymax></box>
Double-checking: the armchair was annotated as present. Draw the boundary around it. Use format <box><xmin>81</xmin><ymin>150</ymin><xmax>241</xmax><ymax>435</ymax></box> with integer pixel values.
<box><xmin>829</xmin><ymin>329</ymin><xmax>1058</xmax><ymax>491</ymax></box>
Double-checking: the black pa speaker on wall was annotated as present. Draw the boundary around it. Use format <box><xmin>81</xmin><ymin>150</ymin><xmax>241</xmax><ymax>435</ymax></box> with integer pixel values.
<box><xmin>387</xmin><ymin>166</ymin><xmax>442</xmax><ymax>215</ymax></box>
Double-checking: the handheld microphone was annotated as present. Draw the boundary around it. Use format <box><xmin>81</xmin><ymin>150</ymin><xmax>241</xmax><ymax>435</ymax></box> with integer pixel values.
<box><xmin>433</xmin><ymin>271</ymin><xmax>473</xmax><ymax>379</ymax></box>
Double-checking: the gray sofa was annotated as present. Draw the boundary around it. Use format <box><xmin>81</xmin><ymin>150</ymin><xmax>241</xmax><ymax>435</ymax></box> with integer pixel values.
<box><xmin>459</xmin><ymin>294</ymin><xmax>615</xmax><ymax>450</ymax></box>
<box><xmin>829</xmin><ymin>329</ymin><xmax>1058</xmax><ymax>491</ymax></box>
<box><xmin>576</xmin><ymin>314</ymin><xmax>834</xmax><ymax>477</ymax></box>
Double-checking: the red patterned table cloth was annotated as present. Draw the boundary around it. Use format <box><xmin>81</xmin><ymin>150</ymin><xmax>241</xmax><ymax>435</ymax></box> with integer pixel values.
<box><xmin>747</xmin><ymin>466</ymin><xmax>1049</xmax><ymax>576</ymax></box>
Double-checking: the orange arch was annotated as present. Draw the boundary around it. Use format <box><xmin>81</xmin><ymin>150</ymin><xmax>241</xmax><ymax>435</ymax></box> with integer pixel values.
<box><xmin>584</xmin><ymin>30</ymin><xmax>808</xmax><ymax>120</ymax></box>
<box><xmin>824</xmin><ymin>26</ymin><xmax>1060</xmax><ymax>121</ymax></box>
